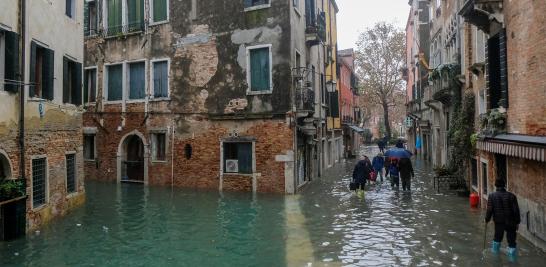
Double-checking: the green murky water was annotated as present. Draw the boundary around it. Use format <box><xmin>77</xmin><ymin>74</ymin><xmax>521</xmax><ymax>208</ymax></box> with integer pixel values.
<box><xmin>1</xmin><ymin>147</ymin><xmax>544</xmax><ymax>266</ymax></box>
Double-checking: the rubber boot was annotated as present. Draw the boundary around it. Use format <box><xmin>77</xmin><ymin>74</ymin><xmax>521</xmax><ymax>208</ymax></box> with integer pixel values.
<box><xmin>507</xmin><ymin>247</ymin><xmax>517</xmax><ymax>262</ymax></box>
<box><xmin>491</xmin><ymin>241</ymin><xmax>501</xmax><ymax>254</ymax></box>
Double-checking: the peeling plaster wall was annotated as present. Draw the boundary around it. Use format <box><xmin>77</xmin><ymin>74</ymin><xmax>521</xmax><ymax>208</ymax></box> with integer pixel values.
<box><xmin>84</xmin><ymin>0</ymin><xmax>295</xmax><ymax>193</ymax></box>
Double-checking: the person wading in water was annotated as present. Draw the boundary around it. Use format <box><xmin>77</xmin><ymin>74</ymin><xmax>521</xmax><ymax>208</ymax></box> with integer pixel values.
<box><xmin>485</xmin><ymin>178</ymin><xmax>521</xmax><ymax>260</ymax></box>
<box><xmin>352</xmin><ymin>156</ymin><xmax>372</xmax><ymax>198</ymax></box>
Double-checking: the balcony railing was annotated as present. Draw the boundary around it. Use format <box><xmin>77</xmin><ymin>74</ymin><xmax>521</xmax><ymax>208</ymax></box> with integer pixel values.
<box><xmin>103</xmin><ymin>21</ymin><xmax>145</xmax><ymax>37</ymax></box>
<box><xmin>305</xmin><ymin>12</ymin><xmax>326</xmax><ymax>45</ymax></box>
<box><xmin>296</xmin><ymin>87</ymin><xmax>315</xmax><ymax>112</ymax></box>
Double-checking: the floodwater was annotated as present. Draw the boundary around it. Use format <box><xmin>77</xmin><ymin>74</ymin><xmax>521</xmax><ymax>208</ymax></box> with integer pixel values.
<box><xmin>1</xmin><ymin>146</ymin><xmax>544</xmax><ymax>266</ymax></box>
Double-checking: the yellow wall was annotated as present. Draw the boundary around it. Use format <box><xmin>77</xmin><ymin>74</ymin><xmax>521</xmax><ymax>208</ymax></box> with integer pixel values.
<box><xmin>325</xmin><ymin>0</ymin><xmax>340</xmax><ymax>129</ymax></box>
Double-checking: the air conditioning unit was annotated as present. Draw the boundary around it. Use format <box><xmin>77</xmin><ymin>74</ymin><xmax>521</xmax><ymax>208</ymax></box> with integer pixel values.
<box><xmin>225</xmin><ymin>160</ymin><xmax>239</xmax><ymax>173</ymax></box>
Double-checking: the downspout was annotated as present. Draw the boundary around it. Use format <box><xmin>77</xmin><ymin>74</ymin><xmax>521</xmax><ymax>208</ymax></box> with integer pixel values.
<box><xmin>19</xmin><ymin>0</ymin><xmax>27</xmax><ymax>182</ymax></box>
<box><xmin>171</xmin><ymin>124</ymin><xmax>174</xmax><ymax>188</ymax></box>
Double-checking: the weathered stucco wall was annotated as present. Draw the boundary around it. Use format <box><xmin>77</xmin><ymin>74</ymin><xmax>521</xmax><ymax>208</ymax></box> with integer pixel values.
<box><xmin>0</xmin><ymin>0</ymin><xmax>19</xmax><ymax>33</ymax></box>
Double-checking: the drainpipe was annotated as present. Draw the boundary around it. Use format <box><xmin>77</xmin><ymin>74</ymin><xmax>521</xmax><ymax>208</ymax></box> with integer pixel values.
<box><xmin>19</xmin><ymin>0</ymin><xmax>27</xmax><ymax>182</ymax></box>
<box><xmin>171</xmin><ymin>124</ymin><xmax>175</xmax><ymax>188</ymax></box>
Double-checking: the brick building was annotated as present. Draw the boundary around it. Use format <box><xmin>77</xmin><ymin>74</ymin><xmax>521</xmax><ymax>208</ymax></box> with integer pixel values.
<box><xmin>460</xmin><ymin>0</ymin><xmax>546</xmax><ymax>251</ymax></box>
<box><xmin>82</xmin><ymin>0</ymin><xmax>340</xmax><ymax>193</ymax></box>
<box><xmin>0</xmin><ymin>0</ymin><xmax>85</xmax><ymax>239</ymax></box>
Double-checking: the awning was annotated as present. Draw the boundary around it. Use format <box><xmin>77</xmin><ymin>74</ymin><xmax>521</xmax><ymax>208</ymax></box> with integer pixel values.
<box><xmin>477</xmin><ymin>134</ymin><xmax>546</xmax><ymax>162</ymax></box>
<box><xmin>349</xmin><ymin>125</ymin><xmax>365</xmax><ymax>133</ymax></box>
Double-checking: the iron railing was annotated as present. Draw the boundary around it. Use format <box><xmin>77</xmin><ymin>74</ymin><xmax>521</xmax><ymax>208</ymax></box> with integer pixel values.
<box><xmin>103</xmin><ymin>22</ymin><xmax>145</xmax><ymax>37</ymax></box>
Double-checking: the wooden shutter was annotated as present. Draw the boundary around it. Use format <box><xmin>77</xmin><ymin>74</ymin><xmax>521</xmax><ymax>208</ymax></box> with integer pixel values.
<box><xmin>29</xmin><ymin>42</ymin><xmax>37</xmax><ymax>97</ymax></box>
<box><xmin>129</xmin><ymin>62</ymin><xmax>145</xmax><ymax>99</ymax></box>
<box><xmin>153</xmin><ymin>0</ymin><xmax>167</xmax><ymax>22</ymax></box>
<box><xmin>108</xmin><ymin>0</ymin><xmax>122</xmax><ymax>35</ymax></box>
<box><xmin>330</xmin><ymin>91</ymin><xmax>339</xmax><ymax>117</ymax></box>
<box><xmin>238</xmin><ymin>143</ymin><xmax>253</xmax><ymax>174</ymax></box>
<box><xmin>487</xmin><ymin>34</ymin><xmax>501</xmax><ymax>109</ymax></box>
<box><xmin>499</xmin><ymin>29</ymin><xmax>509</xmax><ymax>108</ymax></box>
<box><xmin>84</xmin><ymin>2</ymin><xmax>89</xmax><ymax>35</ymax></box>
<box><xmin>4</xmin><ymin>31</ymin><xmax>20</xmax><ymax>92</ymax></box>
<box><xmin>44</xmin><ymin>48</ymin><xmax>55</xmax><ymax>101</ymax></box>
<box><xmin>65</xmin><ymin>0</ymin><xmax>72</xmax><ymax>17</ymax></box>
<box><xmin>250</xmin><ymin>48</ymin><xmax>270</xmax><ymax>91</ymax></box>
<box><xmin>74</xmin><ymin>62</ymin><xmax>82</xmax><ymax>105</ymax></box>
<box><xmin>63</xmin><ymin>57</ymin><xmax>69</xmax><ymax>103</ymax></box>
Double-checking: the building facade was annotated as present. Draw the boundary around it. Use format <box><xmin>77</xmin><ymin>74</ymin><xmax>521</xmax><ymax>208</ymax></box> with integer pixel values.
<box><xmin>460</xmin><ymin>0</ymin><xmax>546</xmax><ymax>251</ymax></box>
<box><xmin>0</xmin><ymin>0</ymin><xmax>85</xmax><ymax>239</ymax></box>
<box><xmin>83</xmin><ymin>0</ymin><xmax>340</xmax><ymax>193</ymax></box>
<box><xmin>338</xmin><ymin>49</ymin><xmax>363</xmax><ymax>157</ymax></box>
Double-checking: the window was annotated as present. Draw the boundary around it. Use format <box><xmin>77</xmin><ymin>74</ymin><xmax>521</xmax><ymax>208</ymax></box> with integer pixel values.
<box><xmin>151</xmin><ymin>0</ymin><xmax>168</xmax><ymax>23</ymax></box>
<box><xmin>32</xmin><ymin>157</ymin><xmax>47</xmax><ymax>208</ymax></box>
<box><xmin>66</xmin><ymin>0</ymin><xmax>75</xmax><ymax>18</ymax></box>
<box><xmin>128</xmin><ymin>62</ymin><xmax>145</xmax><ymax>100</ymax></box>
<box><xmin>244</xmin><ymin>0</ymin><xmax>270</xmax><ymax>10</ymax></box>
<box><xmin>190</xmin><ymin>0</ymin><xmax>198</xmax><ymax>20</ymax></box>
<box><xmin>105</xmin><ymin>0</ymin><xmax>144</xmax><ymax>36</ymax></box>
<box><xmin>84</xmin><ymin>134</ymin><xmax>96</xmax><ymax>160</ymax></box>
<box><xmin>84</xmin><ymin>68</ymin><xmax>97</xmax><ymax>104</ymax></box>
<box><xmin>487</xmin><ymin>29</ymin><xmax>509</xmax><ymax>109</ymax></box>
<box><xmin>0</xmin><ymin>153</ymin><xmax>11</xmax><ymax>180</ymax></box>
<box><xmin>84</xmin><ymin>0</ymin><xmax>98</xmax><ymax>36</ymax></box>
<box><xmin>63</xmin><ymin>57</ymin><xmax>82</xmax><ymax>105</ymax></box>
<box><xmin>223</xmin><ymin>142</ymin><xmax>253</xmax><ymax>174</ymax></box>
<box><xmin>247</xmin><ymin>45</ymin><xmax>272</xmax><ymax>93</ymax></box>
<box><xmin>106</xmin><ymin>64</ymin><xmax>123</xmax><ymax>101</ymax></box>
<box><xmin>495</xmin><ymin>154</ymin><xmax>507</xmax><ymax>188</ymax></box>
<box><xmin>0</xmin><ymin>32</ymin><xmax>4</xmax><ymax>92</ymax></box>
<box><xmin>66</xmin><ymin>154</ymin><xmax>76</xmax><ymax>193</ymax></box>
<box><xmin>478</xmin><ymin>89</ymin><xmax>486</xmax><ymax>114</ymax></box>
<box><xmin>151</xmin><ymin>133</ymin><xmax>166</xmax><ymax>161</ymax></box>
<box><xmin>481</xmin><ymin>161</ymin><xmax>488</xmax><ymax>195</ymax></box>
<box><xmin>152</xmin><ymin>60</ymin><xmax>169</xmax><ymax>98</ymax></box>
<box><xmin>29</xmin><ymin>42</ymin><xmax>54</xmax><ymax>100</ymax></box>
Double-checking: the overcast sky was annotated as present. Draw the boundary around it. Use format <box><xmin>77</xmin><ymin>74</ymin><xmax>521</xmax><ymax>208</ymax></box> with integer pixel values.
<box><xmin>336</xmin><ymin>0</ymin><xmax>410</xmax><ymax>50</ymax></box>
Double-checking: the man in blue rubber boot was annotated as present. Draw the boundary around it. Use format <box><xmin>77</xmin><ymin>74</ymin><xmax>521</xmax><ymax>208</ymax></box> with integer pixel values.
<box><xmin>485</xmin><ymin>178</ymin><xmax>520</xmax><ymax>260</ymax></box>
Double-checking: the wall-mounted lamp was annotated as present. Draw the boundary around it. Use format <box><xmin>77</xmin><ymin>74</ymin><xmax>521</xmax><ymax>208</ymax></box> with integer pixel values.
<box><xmin>326</xmin><ymin>80</ymin><xmax>337</xmax><ymax>93</ymax></box>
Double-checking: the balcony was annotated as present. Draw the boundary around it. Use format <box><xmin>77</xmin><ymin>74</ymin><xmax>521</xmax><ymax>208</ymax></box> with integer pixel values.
<box><xmin>103</xmin><ymin>21</ymin><xmax>145</xmax><ymax>37</ymax></box>
<box><xmin>296</xmin><ymin>87</ymin><xmax>315</xmax><ymax>114</ymax></box>
<box><xmin>427</xmin><ymin>64</ymin><xmax>461</xmax><ymax>106</ymax></box>
<box><xmin>459</xmin><ymin>0</ymin><xmax>503</xmax><ymax>34</ymax></box>
<box><xmin>305</xmin><ymin>12</ymin><xmax>326</xmax><ymax>46</ymax></box>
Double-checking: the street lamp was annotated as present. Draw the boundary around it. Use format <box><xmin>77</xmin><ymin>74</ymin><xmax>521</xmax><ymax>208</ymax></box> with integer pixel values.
<box><xmin>326</xmin><ymin>80</ymin><xmax>337</xmax><ymax>93</ymax></box>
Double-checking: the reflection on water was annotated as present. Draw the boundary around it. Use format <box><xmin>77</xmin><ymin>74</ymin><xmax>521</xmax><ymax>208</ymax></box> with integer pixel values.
<box><xmin>0</xmin><ymin>146</ymin><xmax>544</xmax><ymax>266</ymax></box>
<box><xmin>299</xmin><ymin>146</ymin><xmax>545</xmax><ymax>266</ymax></box>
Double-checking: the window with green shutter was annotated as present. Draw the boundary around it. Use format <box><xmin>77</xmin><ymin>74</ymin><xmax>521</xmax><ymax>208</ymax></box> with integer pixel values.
<box><xmin>152</xmin><ymin>0</ymin><xmax>168</xmax><ymax>23</ymax></box>
<box><xmin>3</xmin><ymin>31</ymin><xmax>20</xmax><ymax>93</ymax></box>
<box><xmin>107</xmin><ymin>0</ymin><xmax>123</xmax><ymax>36</ymax></box>
<box><xmin>249</xmin><ymin>47</ymin><xmax>271</xmax><ymax>92</ymax></box>
<box><xmin>128</xmin><ymin>0</ymin><xmax>145</xmax><ymax>32</ymax></box>
<box><xmin>152</xmin><ymin>60</ymin><xmax>168</xmax><ymax>98</ymax></box>
<box><xmin>129</xmin><ymin>62</ymin><xmax>145</xmax><ymax>100</ymax></box>
<box><xmin>107</xmin><ymin>64</ymin><xmax>123</xmax><ymax>101</ymax></box>
<box><xmin>84</xmin><ymin>68</ymin><xmax>97</xmax><ymax>104</ymax></box>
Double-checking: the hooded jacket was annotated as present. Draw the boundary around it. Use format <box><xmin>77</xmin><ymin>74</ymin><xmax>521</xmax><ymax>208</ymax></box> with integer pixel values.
<box><xmin>486</xmin><ymin>188</ymin><xmax>521</xmax><ymax>226</ymax></box>
<box><xmin>352</xmin><ymin>160</ymin><xmax>372</xmax><ymax>184</ymax></box>
<box><xmin>398</xmin><ymin>158</ymin><xmax>414</xmax><ymax>179</ymax></box>
<box><xmin>372</xmin><ymin>156</ymin><xmax>384</xmax><ymax>171</ymax></box>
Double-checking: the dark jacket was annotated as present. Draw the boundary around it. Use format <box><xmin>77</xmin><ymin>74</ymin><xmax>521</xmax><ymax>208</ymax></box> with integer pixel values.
<box><xmin>372</xmin><ymin>156</ymin><xmax>384</xmax><ymax>171</ymax></box>
<box><xmin>352</xmin><ymin>160</ymin><xmax>372</xmax><ymax>184</ymax></box>
<box><xmin>486</xmin><ymin>188</ymin><xmax>521</xmax><ymax>226</ymax></box>
<box><xmin>398</xmin><ymin>158</ymin><xmax>414</xmax><ymax>179</ymax></box>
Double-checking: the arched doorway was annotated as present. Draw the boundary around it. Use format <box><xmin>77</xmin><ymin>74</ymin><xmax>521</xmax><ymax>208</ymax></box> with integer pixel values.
<box><xmin>119</xmin><ymin>133</ymin><xmax>147</xmax><ymax>184</ymax></box>
<box><xmin>0</xmin><ymin>151</ymin><xmax>12</xmax><ymax>181</ymax></box>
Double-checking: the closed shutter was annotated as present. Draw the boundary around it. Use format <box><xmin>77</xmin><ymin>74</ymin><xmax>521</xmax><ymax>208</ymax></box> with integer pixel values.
<box><xmin>487</xmin><ymin>34</ymin><xmax>501</xmax><ymax>109</ymax></box>
<box><xmin>63</xmin><ymin>57</ymin><xmax>69</xmax><ymax>103</ymax></box>
<box><xmin>128</xmin><ymin>0</ymin><xmax>144</xmax><ymax>31</ymax></box>
<box><xmin>107</xmin><ymin>65</ymin><xmax>122</xmax><ymax>101</ymax></box>
<box><xmin>238</xmin><ymin>143</ymin><xmax>253</xmax><ymax>174</ymax></box>
<box><xmin>29</xmin><ymin>42</ymin><xmax>36</xmax><ymax>97</ymax></box>
<box><xmin>4</xmin><ymin>31</ymin><xmax>19</xmax><ymax>92</ymax></box>
<box><xmin>243</xmin><ymin>0</ymin><xmax>252</xmax><ymax>8</ymax></box>
<box><xmin>74</xmin><ymin>62</ymin><xmax>82</xmax><ymax>105</ymax></box>
<box><xmin>153</xmin><ymin>61</ymin><xmax>168</xmax><ymax>98</ymax></box>
<box><xmin>250</xmin><ymin>48</ymin><xmax>270</xmax><ymax>91</ymax></box>
<box><xmin>129</xmin><ymin>62</ymin><xmax>145</xmax><ymax>99</ymax></box>
<box><xmin>43</xmin><ymin>48</ymin><xmax>54</xmax><ymax>101</ymax></box>
<box><xmin>84</xmin><ymin>2</ymin><xmax>89</xmax><ymax>35</ymax></box>
<box><xmin>330</xmin><ymin>91</ymin><xmax>339</xmax><ymax>117</ymax></box>
<box><xmin>498</xmin><ymin>29</ymin><xmax>508</xmax><ymax>108</ymax></box>
<box><xmin>108</xmin><ymin>0</ymin><xmax>122</xmax><ymax>35</ymax></box>
<box><xmin>153</xmin><ymin>0</ymin><xmax>167</xmax><ymax>22</ymax></box>
<box><xmin>65</xmin><ymin>0</ymin><xmax>72</xmax><ymax>17</ymax></box>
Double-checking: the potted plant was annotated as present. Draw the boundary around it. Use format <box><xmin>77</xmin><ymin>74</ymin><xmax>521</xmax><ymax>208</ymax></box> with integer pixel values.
<box><xmin>0</xmin><ymin>179</ymin><xmax>25</xmax><ymax>202</ymax></box>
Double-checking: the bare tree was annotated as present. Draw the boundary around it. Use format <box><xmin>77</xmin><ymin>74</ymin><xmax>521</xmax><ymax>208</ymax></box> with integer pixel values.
<box><xmin>355</xmin><ymin>22</ymin><xmax>406</xmax><ymax>140</ymax></box>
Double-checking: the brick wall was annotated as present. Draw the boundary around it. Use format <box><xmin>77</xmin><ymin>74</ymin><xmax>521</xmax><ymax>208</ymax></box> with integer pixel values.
<box><xmin>84</xmin><ymin>108</ymin><xmax>293</xmax><ymax>193</ymax></box>
<box><xmin>504</xmin><ymin>0</ymin><xmax>546</xmax><ymax>135</ymax></box>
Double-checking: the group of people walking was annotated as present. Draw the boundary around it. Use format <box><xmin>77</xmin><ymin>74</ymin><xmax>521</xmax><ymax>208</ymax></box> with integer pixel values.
<box><xmin>352</xmin><ymin>153</ymin><xmax>414</xmax><ymax>191</ymax></box>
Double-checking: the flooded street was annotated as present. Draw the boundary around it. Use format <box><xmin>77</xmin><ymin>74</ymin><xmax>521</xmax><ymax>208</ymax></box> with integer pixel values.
<box><xmin>1</xmin><ymin>146</ymin><xmax>544</xmax><ymax>266</ymax></box>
